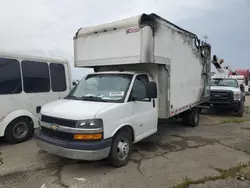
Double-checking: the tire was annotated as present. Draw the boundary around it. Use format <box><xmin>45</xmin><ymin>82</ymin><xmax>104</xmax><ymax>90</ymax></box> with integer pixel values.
<box><xmin>5</xmin><ymin>117</ymin><xmax>33</xmax><ymax>144</ymax></box>
<box><xmin>182</xmin><ymin>113</ymin><xmax>189</xmax><ymax>125</ymax></box>
<box><xmin>182</xmin><ymin>108</ymin><xmax>200</xmax><ymax>127</ymax></box>
<box><xmin>108</xmin><ymin>130</ymin><xmax>132</xmax><ymax>168</ymax></box>
<box><xmin>236</xmin><ymin>102</ymin><xmax>244</xmax><ymax>117</ymax></box>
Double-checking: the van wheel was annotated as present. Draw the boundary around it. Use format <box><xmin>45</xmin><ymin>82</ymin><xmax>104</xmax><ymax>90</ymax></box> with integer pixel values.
<box><xmin>108</xmin><ymin>130</ymin><xmax>132</xmax><ymax>168</ymax></box>
<box><xmin>5</xmin><ymin>117</ymin><xmax>33</xmax><ymax>144</ymax></box>
<box><xmin>182</xmin><ymin>108</ymin><xmax>200</xmax><ymax>127</ymax></box>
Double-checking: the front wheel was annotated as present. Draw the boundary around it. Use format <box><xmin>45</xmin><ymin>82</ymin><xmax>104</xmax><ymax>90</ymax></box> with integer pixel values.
<box><xmin>236</xmin><ymin>102</ymin><xmax>244</xmax><ymax>117</ymax></box>
<box><xmin>5</xmin><ymin>117</ymin><xmax>33</xmax><ymax>144</ymax></box>
<box><xmin>108</xmin><ymin>130</ymin><xmax>132</xmax><ymax>168</ymax></box>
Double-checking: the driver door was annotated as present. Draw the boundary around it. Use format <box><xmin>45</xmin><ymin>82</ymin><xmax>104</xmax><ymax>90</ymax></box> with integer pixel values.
<box><xmin>129</xmin><ymin>74</ymin><xmax>158</xmax><ymax>141</ymax></box>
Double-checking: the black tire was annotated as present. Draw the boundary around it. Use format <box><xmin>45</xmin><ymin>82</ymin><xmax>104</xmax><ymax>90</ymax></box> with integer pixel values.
<box><xmin>236</xmin><ymin>102</ymin><xmax>244</xmax><ymax>117</ymax></box>
<box><xmin>182</xmin><ymin>108</ymin><xmax>200</xmax><ymax>127</ymax></box>
<box><xmin>108</xmin><ymin>130</ymin><xmax>132</xmax><ymax>168</ymax></box>
<box><xmin>5</xmin><ymin>117</ymin><xmax>33</xmax><ymax>144</ymax></box>
<box><xmin>182</xmin><ymin>113</ymin><xmax>189</xmax><ymax>125</ymax></box>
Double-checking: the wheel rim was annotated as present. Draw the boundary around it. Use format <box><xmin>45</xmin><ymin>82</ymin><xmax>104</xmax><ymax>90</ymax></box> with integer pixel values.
<box><xmin>117</xmin><ymin>138</ymin><xmax>130</xmax><ymax>161</ymax></box>
<box><xmin>13</xmin><ymin>122</ymin><xmax>28</xmax><ymax>139</ymax></box>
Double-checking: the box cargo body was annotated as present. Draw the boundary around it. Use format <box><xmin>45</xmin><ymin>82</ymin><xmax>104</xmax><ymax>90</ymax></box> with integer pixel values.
<box><xmin>74</xmin><ymin>13</ymin><xmax>211</xmax><ymax>118</ymax></box>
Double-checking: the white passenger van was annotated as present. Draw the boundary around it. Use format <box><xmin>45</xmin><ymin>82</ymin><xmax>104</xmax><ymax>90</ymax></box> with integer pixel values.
<box><xmin>0</xmin><ymin>52</ymin><xmax>72</xmax><ymax>143</ymax></box>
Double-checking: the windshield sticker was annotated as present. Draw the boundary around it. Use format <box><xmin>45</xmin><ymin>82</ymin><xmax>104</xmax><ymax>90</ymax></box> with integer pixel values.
<box><xmin>109</xmin><ymin>91</ymin><xmax>124</xmax><ymax>97</ymax></box>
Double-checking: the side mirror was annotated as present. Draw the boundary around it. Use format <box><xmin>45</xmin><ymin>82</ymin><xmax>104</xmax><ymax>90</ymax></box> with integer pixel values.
<box><xmin>72</xmin><ymin>81</ymin><xmax>77</xmax><ymax>86</ymax></box>
<box><xmin>146</xmin><ymin>81</ymin><xmax>157</xmax><ymax>99</ymax></box>
<box><xmin>240</xmin><ymin>84</ymin><xmax>245</xmax><ymax>92</ymax></box>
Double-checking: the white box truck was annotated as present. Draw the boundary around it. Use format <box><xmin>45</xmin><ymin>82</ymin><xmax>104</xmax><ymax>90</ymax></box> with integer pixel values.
<box><xmin>34</xmin><ymin>13</ymin><xmax>211</xmax><ymax>167</ymax></box>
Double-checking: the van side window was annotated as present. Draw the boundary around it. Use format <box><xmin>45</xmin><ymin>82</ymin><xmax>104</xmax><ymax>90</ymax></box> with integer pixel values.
<box><xmin>0</xmin><ymin>58</ymin><xmax>22</xmax><ymax>94</ymax></box>
<box><xmin>21</xmin><ymin>61</ymin><xmax>50</xmax><ymax>93</ymax></box>
<box><xmin>50</xmin><ymin>63</ymin><xmax>67</xmax><ymax>92</ymax></box>
<box><xmin>130</xmin><ymin>74</ymin><xmax>149</xmax><ymax>101</ymax></box>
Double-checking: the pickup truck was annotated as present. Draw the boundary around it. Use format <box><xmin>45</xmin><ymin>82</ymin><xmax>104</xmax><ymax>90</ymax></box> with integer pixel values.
<box><xmin>208</xmin><ymin>77</ymin><xmax>245</xmax><ymax>117</ymax></box>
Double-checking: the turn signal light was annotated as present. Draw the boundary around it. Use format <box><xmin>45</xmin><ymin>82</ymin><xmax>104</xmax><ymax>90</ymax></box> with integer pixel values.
<box><xmin>74</xmin><ymin>133</ymin><xmax>102</xmax><ymax>140</ymax></box>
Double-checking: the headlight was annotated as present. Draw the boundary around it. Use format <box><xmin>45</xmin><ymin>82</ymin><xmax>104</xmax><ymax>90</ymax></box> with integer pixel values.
<box><xmin>233</xmin><ymin>92</ymin><xmax>241</xmax><ymax>100</ymax></box>
<box><xmin>76</xmin><ymin>119</ymin><xmax>103</xmax><ymax>129</ymax></box>
<box><xmin>75</xmin><ymin>119</ymin><xmax>103</xmax><ymax>140</ymax></box>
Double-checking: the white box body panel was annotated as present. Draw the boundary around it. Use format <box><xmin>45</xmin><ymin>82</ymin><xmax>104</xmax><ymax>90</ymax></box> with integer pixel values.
<box><xmin>75</xmin><ymin>28</ymin><xmax>141</xmax><ymax>66</ymax></box>
<box><xmin>153</xmin><ymin>19</ymin><xmax>210</xmax><ymax>115</ymax></box>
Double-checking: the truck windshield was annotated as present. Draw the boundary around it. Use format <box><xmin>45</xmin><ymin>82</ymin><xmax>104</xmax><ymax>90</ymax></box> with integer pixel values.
<box><xmin>211</xmin><ymin>79</ymin><xmax>238</xmax><ymax>88</ymax></box>
<box><xmin>66</xmin><ymin>73</ymin><xmax>133</xmax><ymax>103</ymax></box>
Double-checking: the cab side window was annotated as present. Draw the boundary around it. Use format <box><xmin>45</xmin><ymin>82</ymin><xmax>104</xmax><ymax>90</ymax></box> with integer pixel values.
<box><xmin>129</xmin><ymin>74</ymin><xmax>150</xmax><ymax>101</ymax></box>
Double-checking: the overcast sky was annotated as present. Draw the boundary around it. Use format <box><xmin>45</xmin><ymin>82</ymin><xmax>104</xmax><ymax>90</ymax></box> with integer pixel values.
<box><xmin>0</xmin><ymin>0</ymin><xmax>249</xmax><ymax>79</ymax></box>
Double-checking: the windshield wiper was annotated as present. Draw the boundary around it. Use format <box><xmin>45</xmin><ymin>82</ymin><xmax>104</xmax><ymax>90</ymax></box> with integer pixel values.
<box><xmin>64</xmin><ymin>95</ymin><xmax>81</xmax><ymax>100</ymax></box>
<box><xmin>64</xmin><ymin>95</ymin><xmax>108</xmax><ymax>102</ymax></box>
<box><xmin>81</xmin><ymin>96</ymin><xmax>108</xmax><ymax>102</ymax></box>
<box><xmin>218</xmin><ymin>84</ymin><xmax>230</xmax><ymax>87</ymax></box>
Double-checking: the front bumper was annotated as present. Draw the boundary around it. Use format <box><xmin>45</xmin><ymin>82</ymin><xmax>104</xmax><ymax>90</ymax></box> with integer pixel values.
<box><xmin>34</xmin><ymin>128</ymin><xmax>112</xmax><ymax>161</ymax></box>
<box><xmin>208</xmin><ymin>100</ymin><xmax>241</xmax><ymax>109</ymax></box>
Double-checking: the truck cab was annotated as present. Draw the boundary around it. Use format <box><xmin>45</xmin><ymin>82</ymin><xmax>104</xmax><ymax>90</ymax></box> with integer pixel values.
<box><xmin>209</xmin><ymin>77</ymin><xmax>245</xmax><ymax>116</ymax></box>
<box><xmin>36</xmin><ymin>71</ymin><xmax>158</xmax><ymax>167</ymax></box>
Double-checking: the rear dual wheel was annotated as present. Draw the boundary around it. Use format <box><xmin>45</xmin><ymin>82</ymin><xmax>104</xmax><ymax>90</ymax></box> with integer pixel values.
<box><xmin>182</xmin><ymin>108</ymin><xmax>200</xmax><ymax>127</ymax></box>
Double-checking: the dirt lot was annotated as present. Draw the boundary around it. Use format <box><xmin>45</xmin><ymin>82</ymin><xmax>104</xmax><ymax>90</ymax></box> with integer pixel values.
<box><xmin>1</xmin><ymin>96</ymin><xmax>250</xmax><ymax>188</ymax></box>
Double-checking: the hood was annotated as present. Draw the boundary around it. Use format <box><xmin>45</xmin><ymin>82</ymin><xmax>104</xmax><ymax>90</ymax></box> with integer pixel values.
<box><xmin>210</xmin><ymin>86</ymin><xmax>240</xmax><ymax>92</ymax></box>
<box><xmin>41</xmin><ymin>99</ymin><xmax>114</xmax><ymax>120</ymax></box>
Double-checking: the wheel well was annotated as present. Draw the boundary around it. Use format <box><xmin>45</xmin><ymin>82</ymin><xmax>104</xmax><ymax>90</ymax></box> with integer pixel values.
<box><xmin>115</xmin><ymin>125</ymin><xmax>135</xmax><ymax>142</ymax></box>
<box><xmin>6</xmin><ymin>116</ymin><xmax>34</xmax><ymax>130</ymax></box>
